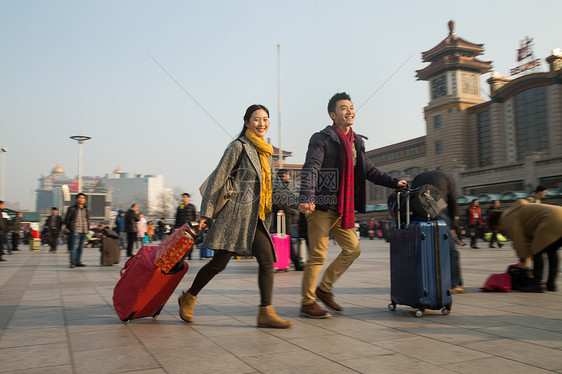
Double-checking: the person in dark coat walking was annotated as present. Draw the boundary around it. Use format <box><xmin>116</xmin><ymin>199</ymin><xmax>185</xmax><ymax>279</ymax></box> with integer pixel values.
<box><xmin>411</xmin><ymin>170</ymin><xmax>465</xmax><ymax>293</ymax></box>
<box><xmin>175</xmin><ymin>193</ymin><xmax>197</xmax><ymax>259</ymax></box>
<box><xmin>297</xmin><ymin>92</ymin><xmax>407</xmax><ymax>318</ymax></box>
<box><xmin>10</xmin><ymin>212</ymin><xmax>23</xmax><ymax>251</ymax></box>
<box><xmin>114</xmin><ymin>210</ymin><xmax>126</xmax><ymax>248</ymax></box>
<box><xmin>44</xmin><ymin>207</ymin><xmax>63</xmax><ymax>252</ymax></box>
<box><xmin>124</xmin><ymin>204</ymin><xmax>140</xmax><ymax>257</ymax></box>
<box><xmin>64</xmin><ymin>193</ymin><xmax>90</xmax><ymax>268</ymax></box>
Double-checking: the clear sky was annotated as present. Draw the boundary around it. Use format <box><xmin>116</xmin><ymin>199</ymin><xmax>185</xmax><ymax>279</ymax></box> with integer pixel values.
<box><xmin>1</xmin><ymin>0</ymin><xmax>561</xmax><ymax>210</ymax></box>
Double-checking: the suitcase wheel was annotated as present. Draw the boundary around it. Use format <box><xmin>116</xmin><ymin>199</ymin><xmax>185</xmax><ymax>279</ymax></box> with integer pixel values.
<box><xmin>388</xmin><ymin>303</ymin><xmax>396</xmax><ymax>311</ymax></box>
<box><xmin>415</xmin><ymin>309</ymin><xmax>424</xmax><ymax>318</ymax></box>
<box><xmin>441</xmin><ymin>306</ymin><xmax>451</xmax><ymax>316</ymax></box>
<box><xmin>152</xmin><ymin>306</ymin><xmax>164</xmax><ymax>319</ymax></box>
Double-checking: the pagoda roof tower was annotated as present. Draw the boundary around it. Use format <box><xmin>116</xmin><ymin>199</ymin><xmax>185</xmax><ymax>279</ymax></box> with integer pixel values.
<box><xmin>416</xmin><ymin>20</ymin><xmax>492</xmax><ymax>81</ymax></box>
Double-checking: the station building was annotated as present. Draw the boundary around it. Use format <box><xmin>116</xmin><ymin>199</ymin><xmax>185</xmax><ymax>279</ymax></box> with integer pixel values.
<box><xmin>366</xmin><ymin>21</ymin><xmax>562</xmax><ymax>209</ymax></box>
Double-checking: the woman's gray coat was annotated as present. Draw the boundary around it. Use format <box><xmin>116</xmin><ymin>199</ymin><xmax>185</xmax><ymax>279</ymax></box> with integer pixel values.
<box><xmin>200</xmin><ymin>136</ymin><xmax>297</xmax><ymax>256</ymax></box>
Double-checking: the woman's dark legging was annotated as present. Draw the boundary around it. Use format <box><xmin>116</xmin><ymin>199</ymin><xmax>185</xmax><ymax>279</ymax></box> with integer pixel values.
<box><xmin>533</xmin><ymin>237</ymin><xmax>562</xmax><ymax>286</ymax></box>
<box><xmin>188</xmin><ymin>222</ymin><xmax>274</xmax><ymax>306</ymax></box>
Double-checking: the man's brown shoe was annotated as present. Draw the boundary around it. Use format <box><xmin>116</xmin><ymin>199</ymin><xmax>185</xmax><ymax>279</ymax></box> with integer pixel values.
<box><xmin>316</xmin><ymin>287</ymin><xmax>343</xmax><ymax>313</ymax></box>
<box><xmin>300</xmin><ymin>302</ymin><xmax>331</xmax><ymax>319</ymax></box>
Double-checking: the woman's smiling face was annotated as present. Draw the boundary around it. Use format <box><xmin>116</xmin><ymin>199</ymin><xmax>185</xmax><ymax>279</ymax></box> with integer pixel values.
<box><xmin>245</xmin><ymin>109</ymin><xmax>270</xmax><ymax>137</ymax></box>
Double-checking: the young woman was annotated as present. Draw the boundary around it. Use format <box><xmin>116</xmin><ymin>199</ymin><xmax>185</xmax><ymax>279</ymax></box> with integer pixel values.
<box><xmin>178</xmin><ymin>104</ymin><xmax>299</xmax><ymax>328</ymax></box>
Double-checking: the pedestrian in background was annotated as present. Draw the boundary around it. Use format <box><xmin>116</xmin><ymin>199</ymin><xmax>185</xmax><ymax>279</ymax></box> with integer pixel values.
<box><xmin>487</xmin><ymin>199</ymin><xmax>561</xmax><ymax>292</ymax></box>
<box><xmin>0</xmin><ymin>201</ymin><xmax>9</xmax><ymax>261</ymax></box>
<box><xmin>115</xmin><ymin>210</ymin><xmax>126</xmax><ymax>248</ymax></box>
<box><xmin>527</xmin><ymin>185</ymin><xmax>548</xmax><ymax>203</ymax></box>
<box><xmin>485</xmin><ymin>200</ymin><xmax>503</xmax><ymax>248</ymax></box>
<box><xmin>137</xmin><ymin>212</ymin><xmax>147</xmax><ymax>248</ymax></box>
<box><xmin>467</xmin><ymin>199</ymin><xmax>483</xmax><ymax>249</ymax></box>
<box><xmin>124</xmin><ymin>204</ymin><xmax>139</xmax><ymax>257</ymax></box>
<box><xmin>44</xmin><ymin>207</ymin><xmax>63</xmax><ymax>253</ymax></box>
<box><xmin>175</xmin><ymin>193</ymin><xmax>197</xmax><ymax>260</ymax></box>
<box><xmin>10</xmin><ymin>212</ymin><xmax>23</xmax><ymax>251</ymax></box>
<box><xmin>64</xmin><ymin>193</ymin><xmax>90</xmax><ymax>268</ymax></box>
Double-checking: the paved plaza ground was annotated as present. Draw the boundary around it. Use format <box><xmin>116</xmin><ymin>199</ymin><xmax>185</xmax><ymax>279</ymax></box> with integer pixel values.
<box><xmin>0</xmin><ymin>238</ymin><xmax>561</xmax><ymax>374</ymax></box>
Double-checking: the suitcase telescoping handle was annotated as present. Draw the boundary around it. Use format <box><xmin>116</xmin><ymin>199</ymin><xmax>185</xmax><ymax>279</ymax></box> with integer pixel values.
<box><xmin>277</xmin><ymin>211</ymin><xmax>286</xmax><ymax>239</ymax></box>
<box><xmin>396</xmin><ymin>185</ymin><xmax>410</xmax><ymax>229</ymax></box>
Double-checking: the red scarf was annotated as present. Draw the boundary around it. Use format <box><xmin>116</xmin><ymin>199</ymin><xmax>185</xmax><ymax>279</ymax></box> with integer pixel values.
<box><xmin>332</xmin><ymin>124</ymin><xmax>355</xmax><ymax>229</ymax></box>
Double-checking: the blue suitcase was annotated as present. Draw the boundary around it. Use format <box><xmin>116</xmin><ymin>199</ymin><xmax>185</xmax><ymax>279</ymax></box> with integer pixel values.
<box><xmin>388</xmin><ymin>220</ymin><xmax>452</xmax><ymax>317</ymax></box>
<box><xmin>200</xmin><ymin>246</ymin><xmax>214</xmax><ymax>259</ymax></box>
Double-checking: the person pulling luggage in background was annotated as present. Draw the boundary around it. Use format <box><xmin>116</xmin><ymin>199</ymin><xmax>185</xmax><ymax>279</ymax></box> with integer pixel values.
<box><xmin>178</xmin><ymin>104</ymin><xmax>302</xmax><ymax>328</ymax></box>
<box><xmin>411</xmin><ymin>170</ymin><xmax>466</xmax><ymax>294</ymax></box>
<box><xmin>487</xmin><ymin>199</ymin><xmax>562</xmax><ymax>292</ymax></box>
<box><xmin>298</xmin><ymin>92</ymin><xmax>406</xmax><ymax>318</ymax></box>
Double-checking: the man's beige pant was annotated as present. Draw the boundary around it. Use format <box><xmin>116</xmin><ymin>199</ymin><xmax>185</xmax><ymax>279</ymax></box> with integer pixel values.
<box><xmin>301</xmin><ymin>209</ymin><xmax>361</xmax><ymax>305</ymax></box>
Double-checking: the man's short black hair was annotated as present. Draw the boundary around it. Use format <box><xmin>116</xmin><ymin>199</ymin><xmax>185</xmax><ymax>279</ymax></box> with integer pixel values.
<box><xmin>182</xmin><ymin>193</ymin><xmax>190</xmax><ymax>198</ymax></box>
<box><xmin>327</xmin><ymin>92</ymin><xmax>352</xmax><ymax>114</ymax></box>
<box><xmin>535</xmin><ymin>185</ymin><xmax>547</xmax><ymax>193</ymax></box>
<box><xmin>52</xmin><ymin>207</ymin><xmax>58</xmax><ymax>211</ymax></box>
<box><xmin>131</xmin><ymin>203</ymin><xmax>137</xmax><ymax>208</ymax></box>
<box><xmin>76</xmin><ymin>193</ymin><xmax>86</xmax><ymax>199</ymax></box>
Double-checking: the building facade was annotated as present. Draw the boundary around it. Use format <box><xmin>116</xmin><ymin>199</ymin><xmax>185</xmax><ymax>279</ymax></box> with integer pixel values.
<box><xmin>366</xmin><ymin>21</ymin><xmax>562</xmax><ymax>206</ymax></box>
<box><xmin>101</xmin><ymin>168</ymin><xmax>172</xmax><ymax>216</ymax></box>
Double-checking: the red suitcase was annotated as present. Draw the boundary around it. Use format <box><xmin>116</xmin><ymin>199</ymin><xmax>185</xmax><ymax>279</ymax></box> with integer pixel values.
<box><xmin>113</xmin><ymin>245</ymin><xmax>188</xmax><ymax>323</ymax></box>
<box><xmin>273</xmin><ymin>212</ymin><xmax>290</xmax><ymax>271</ymax></box>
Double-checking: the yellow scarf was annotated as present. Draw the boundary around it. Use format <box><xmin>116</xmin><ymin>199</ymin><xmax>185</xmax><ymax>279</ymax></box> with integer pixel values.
<box><xmin>245</xmin><ymin>128</ymin><xmax>273</xmax><ymax>221</ymax></box>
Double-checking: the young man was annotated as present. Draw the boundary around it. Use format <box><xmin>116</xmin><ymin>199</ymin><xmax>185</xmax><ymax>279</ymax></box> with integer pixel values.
<box><xmin>298</xmin><ymin>92</ymin><xmax>407</xmax><ymax>318</ymax></box>
<box><xmin>65</xmin><ymin>193</ymin><xmax>90</xmax><ymax>268</ymax></box>
<box><xmin>125</xmin><ymin>204</ymin><xmax>140</xmax><ymax>257</ymax></box>
<box><xmin>485</xmin><ymin>200</ymin><xmax>503</xmax><ymax>248</ymax></box>
<box><xmin>44</xmin><ymin>207</ymin><xmax>63</xmax><ymax>252</ymax></box>
<box><xmin>175</xmin><ymin>193</ymin><xmax>197</xmax><ymax>260</ymax></box>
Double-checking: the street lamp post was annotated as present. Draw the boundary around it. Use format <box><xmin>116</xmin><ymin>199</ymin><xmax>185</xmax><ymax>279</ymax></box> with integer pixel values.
<box><xmin>70</xmin><ymin>136</ymin><xmax>91</xmax><ymax>193</ymax></box>
<box><xmin>0</xmin><ymin>147</ymin><xmax>7</xmax><ymax>201</ymax></box>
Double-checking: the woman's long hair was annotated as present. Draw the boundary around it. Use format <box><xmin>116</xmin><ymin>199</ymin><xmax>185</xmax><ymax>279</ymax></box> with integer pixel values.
<box><xmin>238</xmin><ymin>104</ymin><xmax>269</xmax><ymax>137</ymax></box>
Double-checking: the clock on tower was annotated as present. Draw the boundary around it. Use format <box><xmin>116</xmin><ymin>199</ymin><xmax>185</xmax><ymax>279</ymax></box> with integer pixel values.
<box><xmin>432</xmin><ymin>76</ymin><xmax>447</xmax><ymax>99</ymax></box>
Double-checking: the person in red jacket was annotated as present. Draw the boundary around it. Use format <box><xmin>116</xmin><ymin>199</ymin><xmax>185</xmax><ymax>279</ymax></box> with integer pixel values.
<box><xmin>466</xmin><ymin>199</ymin><xmax>484</xmax><ymax>249</ymax></box>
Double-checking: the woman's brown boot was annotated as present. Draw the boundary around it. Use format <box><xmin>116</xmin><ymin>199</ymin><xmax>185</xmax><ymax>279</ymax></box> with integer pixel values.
<box><xmin>257</xmin><ymin>305</ymin><xmax>293</xmax><ymax>328</ymax></box>
<box><xmin>178</xmin><ymin>291</ymin><xmax>197</xmax><ymax>323</ymax></box>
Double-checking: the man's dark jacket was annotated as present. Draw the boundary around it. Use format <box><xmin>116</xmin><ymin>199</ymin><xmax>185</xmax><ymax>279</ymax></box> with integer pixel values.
<box><xmin>299</xmin><ymin>126</ymin><xmax>399</xmax><ymax>213</ymax></box>
<box><xmin>65</xmin><ymin>205</ymin><xmax>90</xmax><ymax>233</ymax></box>
<box><xmin>175</xmin><ymin>203</ymin><xmax>197</xmax><ymax>228</ymax></box>
<box><xmin>44</xmin><ymin>214</ymin><xmax>63</xmax><ymax>233</ymax></box>
<box><xmin>125</xmin><ymin>209</ymin><xmax>140</xmax><ymax>233</ymax></box>
<box><xmin>0</xmin><ymin>209</ymin><xmax>8</xmax><ymax>234</ymax></box>
<box><xmin>411</xmin><ymin>170</ymin><xmax>457</xmax><ymax>228</ymax></box>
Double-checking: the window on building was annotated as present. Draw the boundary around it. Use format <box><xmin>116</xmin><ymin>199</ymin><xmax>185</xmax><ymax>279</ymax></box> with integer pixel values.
<box><xmin>434</xmin><ymin>115</ymin><xmax>441</xmax><ymax>129</ymax></box>
<box><xmin>477</xmin><ymin>111</ymin><xmax>492</xmax><ymax>167</ymax></box>
<box><xmin>515</xmin><ymin>86</ymin><xmax>549</xmax><ymax>160</ymax></box>
<box><xmin>435</xmin><ymin>141</ymin><xmax>442</xmax><ymax>154</ymax></box>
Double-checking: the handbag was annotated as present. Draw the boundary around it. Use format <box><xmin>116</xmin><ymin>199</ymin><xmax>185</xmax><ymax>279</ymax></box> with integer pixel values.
<box><xmin>199</xmin><ymin>141</ymin><xmax>244</xmax><ymax>219</ymax></box>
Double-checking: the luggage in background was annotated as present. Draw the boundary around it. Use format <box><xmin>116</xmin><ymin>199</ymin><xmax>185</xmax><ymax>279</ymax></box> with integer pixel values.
<box><xmin>200</xmin><ymin>245</ymin><xmax>214</xmax><ymax>259</ymax></box>
<box><xmin>272</xmin><ymin>212</ymin><xmax>290</xmax><ymax>271</ymax></box>
<box><xmin>113</xmin><ymin>245</ymin><xmax>189</xmax><ymax>323</ymax></box>
<box><xmin>388</xmin><ymin>189</ymin><xmax>452</xmax><ymax>317</ymax></box>
<box><xmin>481</xmin><ymin>273</ymin><xmax>511</xmax><ymax>292</ymax></box>
<box><xmin>101</xmin><ymin>236</ymin><xmax>120</xmax><ymax>266</ymax></box>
